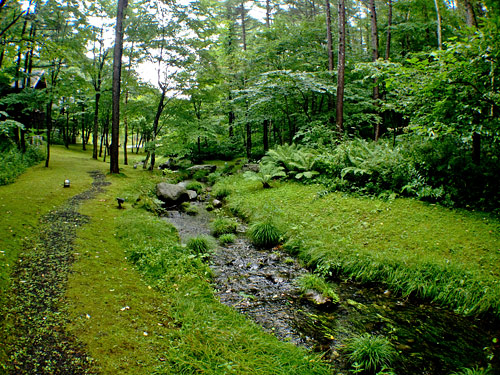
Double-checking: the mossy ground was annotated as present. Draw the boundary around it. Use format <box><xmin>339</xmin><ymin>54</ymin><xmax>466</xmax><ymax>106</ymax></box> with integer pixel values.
<box><xmin>218</xmin><ymin>176</ymin><xmax>500</xmax><ymax>316</ymax></box>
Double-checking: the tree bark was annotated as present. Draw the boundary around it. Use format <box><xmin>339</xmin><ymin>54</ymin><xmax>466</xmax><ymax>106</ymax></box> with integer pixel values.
<box><xmin>263</xmin><ymin>119</ymin><xmax>269</xmax><ymax>152</ymax></box>
<box><xmin>336</xmin><ymin>0</ymin><xmax>346</xmax><ymax>137</ymax></box>
<box><xmin>241</xmin><ymin>1</ymin><xmax>247</xmax><ymax>51</ymax></box>
<box><xmin>148</xmin><ymin>87</ymin><xmax>167</xmax><ymax>171</ymax></box>
<box><xmin>266</xmin><ymin>0</ymin><xmax>271</xmax><ymax>27</ymax></box>
<box><xmin>110</xmin><ymin>0</ymin><xmax>128</xmax><ymax>174</ymax></box>
<box><xmin>45</xmin><ymin>100</ymin><xmax>52</xmax><ymax>168</ymax></box>
<box><xmin>385</xmin><ymin>0</ymin><xmax>392</xmax><ymax>60</ymax></box>
<box><xmin>433</xmin><ymin>0</ymin><xmax>442</xmax><ymax>50</ymax></box>
<box><xmin>464</xmin><ymin>0</ymin><xmax>477</xmax><ymax>27</ymax></box>
<box><xmin>368</xmin><ymin>0</ymin><xmax>381</xmax><ymax>140</ymax></box>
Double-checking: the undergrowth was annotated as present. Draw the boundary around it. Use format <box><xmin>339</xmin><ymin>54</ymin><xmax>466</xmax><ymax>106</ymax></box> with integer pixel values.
<box><xmin>0</xmin><ymin>144</ymin><xmax>45</xmax><ymax>185</ymax></box>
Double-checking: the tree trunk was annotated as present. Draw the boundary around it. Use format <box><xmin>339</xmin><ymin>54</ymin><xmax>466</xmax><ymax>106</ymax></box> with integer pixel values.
<box><xmin>385</xmin><ymin>0</ymin><xmax>392</xmax><ymax>60</ymax></box>
<box><xmin>464</xmin><ymin>0</ymin><xmax>477</xmax><ymax>27</ymax></box>
<box><xmin>123</xmin><ymin>90</ymin><xmax>129</xmax><ymax>165</ymax></box>
<box><xmin>325</xmin><ymin>0</ymin><xmax>335</xmax><ymax>125</ymax></box>
<box><xmin>336</xmin><ymin>0</ymin><xmax>346</xmax><ymax>137</ymax></box>
<box><xmin>93</xmin><ymin>91</ymin><xmax>100</xmax><ymax>158</ymax></box>
<box><xmin>263</xmin><ymin>119</ymin><xmax>269</xmax><ymax>152</ymax></box>
<box><xmin>368</xmin><ymin>0</ymin><xmax>381</xmax><ymax>140</ymax></box>
<box><xmin>241</xmin><ymin>1</ymin><xmax>247</xmax><ymax>51</ymax></box>
<box><xmin>246</xmin><ymin>122</ymin><xmax>252</xmax><ymax>159</ymax></box>
<box><xmin>149</xmin><ymin>88</ymin><xmax>167</xmax><ymax>171</ymax></box>
<box><xmin>266</xmin><ymin>0</ymin><xmax>271</xmax><ymax>27</ymax></box>
<box><xmin>110</xmin><ymin>0</ymin><xmax>128</xmax><ymax>174</ymax></box>
<box><xmin>433</xmin><ymin>0</ymin><xmax>442</xmax><ymax>50</ymax></box>
<box><xmin>45</xmin><ymin>100</ymin><xmax>52</xmax><ymax>168</ymax></box>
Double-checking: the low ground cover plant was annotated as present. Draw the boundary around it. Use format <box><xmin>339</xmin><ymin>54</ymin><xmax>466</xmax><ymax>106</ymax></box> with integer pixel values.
<box><xmin>247</xmin><ymin>220</ymin><xmax>283</xmax><ymax>248</ymax></box>
<box><xmin>296</xmin><ymin>273</ymin><xmax>340</xmax><ymax>304</ymax></box>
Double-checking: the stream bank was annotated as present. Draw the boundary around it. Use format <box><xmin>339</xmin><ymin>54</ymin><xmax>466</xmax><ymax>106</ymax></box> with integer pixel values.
<box><xmin>164</xmin><ymin>200</ymin><xmax>499</xmax><ymax>374</ymax></box>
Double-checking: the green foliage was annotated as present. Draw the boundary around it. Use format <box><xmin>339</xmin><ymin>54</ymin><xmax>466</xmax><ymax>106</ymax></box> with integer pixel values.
<box><xmin>243</xmin><ymin>163</ymin><xmax>286</xmax><ymax>189</ymax></box>
<box><xmin>262</xmin><ymin>144</ymin><xmax>319</xmax><ymax>181</ymax></box>
<box><xmin>218</xmin><ymin>233</ymin><xmax>236</xmax><ymax>246</ymax></box>
<box><xmin>185</xmin><ymin>181</ymin><xmax>203</xmax><ymax>194</ymax></box>
<box><xmin>213</xmin><ymin>185</ymin><xmax>231</xmax><ymax>200</ymax></box>
<box><xmin>0</xmin><ymin>145</ymin><xmax>45</xmax><ymax>186</ymax></box>
<box><xmin>247</xmin><ymin>220</ymin><xmax>282</xmax><ymax>248</ymax></box>
<box><xmin>450</xmin><ymin>366</ymin><xmax>492</xmax><ymax>375</ymax></box>
<box><xmin>211</xmin><ymin>217</ymin><xmax>238</xmax><ymax>237</ymax></box>
<box><xmin>186</xmin><ymin>235</ymin><xmax>215</xmax><ymax>255</ymax></box>
<box><xmin>344</xmin><ymin>334</ymin><xmax>397</xmax><ymax>374</ymax></box>
<box><xmin>296</xmin><ymin>274</ymin><xmax>340</xmax><ymax>304</ymax></box>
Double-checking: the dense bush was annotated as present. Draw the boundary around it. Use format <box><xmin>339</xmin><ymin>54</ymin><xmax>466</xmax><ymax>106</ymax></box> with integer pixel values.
<box><xmin>0</xmin><ymin>144</ymin><xmax>45</xmax><ymax>185</ymax></box>
<box><xmin>310</xmin><ymin>136</ymin><xmax>500</xmax><ymax>212</ymax></box>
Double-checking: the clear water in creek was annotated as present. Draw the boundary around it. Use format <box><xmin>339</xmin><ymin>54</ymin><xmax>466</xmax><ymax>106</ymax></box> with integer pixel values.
<box><xmin>163</xmin><ymin>202</ymin><xmax>499</xmax><ymax>374</ymax></box>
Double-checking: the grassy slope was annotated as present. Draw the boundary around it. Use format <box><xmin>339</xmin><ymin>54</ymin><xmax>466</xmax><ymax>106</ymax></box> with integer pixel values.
<box><xmin>219</xmin><ymin>176</ymin><xmax>500</xmax><ymax>316</ymax></box>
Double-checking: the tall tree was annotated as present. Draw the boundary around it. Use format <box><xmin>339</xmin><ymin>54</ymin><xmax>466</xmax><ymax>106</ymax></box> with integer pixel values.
<box><xmin>385</xmin><ymin>0</ymin><xmax>392</xmax><ymax>60</ymax></box>
<box><xmin>434</xmin><ymin>0</ymin><xmax>443</xmax><ymax>50</ymax></box>
<box><xmin>336</xmin><ymin>0</ymin><xmax>346</xmax><ymax>137</ymax></box>
<box><xmin>367</xmin><ymin>0</ymin><xmax>381</xmax><ymax>140</ymax></box>
<box><xmin>110</xmin><ymin>0</ymin><xmax>128</xmax><ymax>174</ymax></box>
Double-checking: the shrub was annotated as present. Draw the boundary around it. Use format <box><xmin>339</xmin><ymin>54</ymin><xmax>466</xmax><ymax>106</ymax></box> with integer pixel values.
<box><xmin>185</xmin><ymin>181</ymin><xmax>203</xmax><ymax>194</ymax></box>
<box><xmin>247</xmin><ymin>220</ymin><xmax>282</xmax><ymax>248</ymax></box>
<box><xmin>186</xmin><ymin>235</ymin><xmax>215</xmax><ymax>255</ymax></box>
<box><xmin>218</xmin><ymin>233</ymin><xmax>236</xmax><ymax>246</ymax></box>
<box><xmin>211</xmin><ymin>217</ymin><xmax>238</xmax><ymax>237</ymax></box>
<box><xmin>0</xmin><ymin>144</ymin><xmax>45</xmax><ymax>185</ymax></box>
<box><xmin>295</xmin><ymin>273</ymin><xmax>340</xmax><ymax>304</ymax></box>
<box><xmin>344</xmin><ymin>333</ymin><xmax>397</xmax><ymax>374</ymax></box>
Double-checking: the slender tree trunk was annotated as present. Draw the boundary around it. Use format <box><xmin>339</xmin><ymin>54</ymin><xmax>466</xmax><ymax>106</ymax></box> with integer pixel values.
<box><xmin>81</xmin><ymin>106</ymin><xmax>86</xmax><ymax>151</ymax></box>
<box><xmin>368</xmin><ymin>0</ymin><xmax>381</xmax><ymax>140</ymax></box>
<box><xmin>123</xmin><ymin>90</ymin><xmax>129</xmax><ymax>165</ymax></box>
<box><xmin>110</xmin><ymin>0</ymin><xmax>128</xmax><ymax>174</ymax></box>
<box><xmin>241</xmin><ymin>1</ymin><xmax>247</xmax><ymax>51</ymax></box>
<box><xmin>336</xmin><ymin>0</ymin><xmax>346</xmax><ymax>137</ymax></box>
<box><xmin>263</xmin><ymin>119</ymin><xmax>269</xmax><ymax>152</ymax></box>
<box><xmin>149</xmin><ymin>88</ymin><xmax>167</xmax><ymax>171</ymax></box>
<box><xmin>45</xmin><ymin>100</ymin><xmax>52</xmax><ymax>167</ymax></box>
<box><xmin>385</xmin><ymin>0</ymin><xmax>392</xmax><ymax>60</ymax></box>
<box><xmin>434</xmin><ymin>0</ymin><xmax>442</xmax><ymax>50</ymax></box>
<box><xmin>246</xmin><ymin>121</ymin><xmax>252</xmax><ymax>159</ymax></box>
<box><xmin>325</xmin><ymin>0</ymin><xmax>335</xmax><ymax>125</ymax></box>
<box><xmin>93</xmin><ymin>91</ymin><xmax>101</xmax><ymax>158</ymax></box>
<box><xmin>266</xmin><ymin>0</ymin><xmax>271</xmax><ymax>27</ymax></box>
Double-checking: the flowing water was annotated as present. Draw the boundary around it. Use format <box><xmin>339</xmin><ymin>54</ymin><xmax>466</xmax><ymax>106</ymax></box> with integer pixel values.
<box><xmin>163</xmin><ymin>201</ymin><xmax>500</xmax><ymax>374</ymax></box>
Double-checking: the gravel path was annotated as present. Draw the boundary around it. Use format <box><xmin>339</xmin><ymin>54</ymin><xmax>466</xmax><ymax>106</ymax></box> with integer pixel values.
<box><xmin>6</xmin><ymin>171</ymin><xmax>109</xmax><ymax>374</ymax></box>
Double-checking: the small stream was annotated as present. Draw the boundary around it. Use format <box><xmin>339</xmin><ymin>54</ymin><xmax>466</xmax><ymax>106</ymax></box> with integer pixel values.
<box><xmin>163</xmin><ymin>201</ymin><xmax>500</xmax><ymax>374</ymax></box>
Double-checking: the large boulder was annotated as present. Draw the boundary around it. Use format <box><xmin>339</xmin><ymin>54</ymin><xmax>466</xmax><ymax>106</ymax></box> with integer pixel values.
<box><xmin>156</xmin><ymin>183</ymin><xmax>190</xmax><ymax>206</ymax></box>
<box><xmin>187</xmin><ymin>164</ymin><xmax>217</xmax><ymax>174</ymax></box>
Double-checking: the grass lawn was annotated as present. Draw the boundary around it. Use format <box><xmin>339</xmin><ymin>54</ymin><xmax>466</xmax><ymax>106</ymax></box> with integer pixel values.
<box><xmin>218</xmin><ymin>176</ymin><xmax>500</xmax><ymax>317</ymax></box>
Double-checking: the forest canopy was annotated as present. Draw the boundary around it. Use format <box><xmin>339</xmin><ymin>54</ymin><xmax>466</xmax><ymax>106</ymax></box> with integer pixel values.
<box><xmin>0</xmin><ymin>0</ymin><xmax>498</xmax><ymax>210</ymax></box>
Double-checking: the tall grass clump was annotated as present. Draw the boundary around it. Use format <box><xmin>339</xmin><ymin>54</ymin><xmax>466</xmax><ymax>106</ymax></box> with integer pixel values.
<box><xmin>211</xmin><ymin>217</ymin><xmax>238</xmax><ymax>237</ymax></box>
<box><xmin>344</xmin><ymin>333</ymin><xmax>397</xmax><ymax>374</ymax></box>
<box><xmin>218</xmin><ymin>233</ymin><xmax>236</xmax><ymax>246</ymax></box>
<box><xmin>247</xmin><ymin>220</ymin><xmax>282</xmax><ymax>248</ymax></box>
<box><xmin>186</xmin><ymin>235</ymin><xmax>215</xmax><ymax>255</ymax></box>
<box><xmin>296</xmin><ymin>273</ymin><xmax>340</xmax><ymax>304</ymax></box>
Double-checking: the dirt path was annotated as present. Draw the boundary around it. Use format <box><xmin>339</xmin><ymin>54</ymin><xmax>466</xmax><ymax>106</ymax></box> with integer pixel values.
<box><xmin>5</xmin><ymin>171</ymin><xmax>109</xmax><ymax>374</ymax></box>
